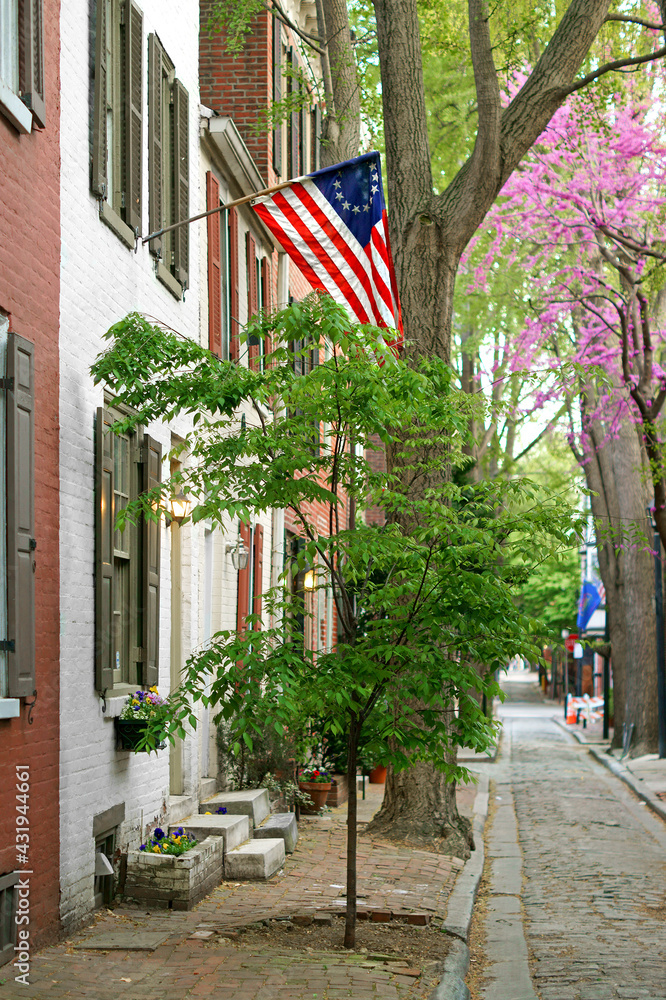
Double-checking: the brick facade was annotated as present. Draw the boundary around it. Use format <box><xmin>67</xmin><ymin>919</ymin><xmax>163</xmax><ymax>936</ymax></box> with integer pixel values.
<box><xmin>0</xmin><ymin>0</ymin><xmax>62</xmax><ymax>953</ymax></box>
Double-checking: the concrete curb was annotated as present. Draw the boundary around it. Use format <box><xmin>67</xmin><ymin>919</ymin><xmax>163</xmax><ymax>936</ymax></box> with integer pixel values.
<box><xmin>431</xmin><ymin>769</ymin><xmax>491</xmax><ymax>1000</ymax></box>
<box><xmin>429</xmin><ymin>939</ymin><xmax>471</xmax><ymax>1000</ymax></box>
<box><xmin>553</xmin><ymin>717</ymin><xmax>666</xmax><ymax>824</ymax></box>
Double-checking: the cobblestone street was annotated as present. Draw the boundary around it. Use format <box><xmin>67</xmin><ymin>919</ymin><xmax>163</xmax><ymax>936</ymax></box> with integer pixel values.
<box><xmin>474</xmin><ymin>676</ymin><xmax>666</xmax><ymax>1000</ymax></box>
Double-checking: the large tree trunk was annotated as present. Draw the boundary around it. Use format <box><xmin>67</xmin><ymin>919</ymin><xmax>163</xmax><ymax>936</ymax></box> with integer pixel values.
<box><xmin>367</xmin><ymin>755</ymin><xmax>472</xmax><ymax>860</ymax></box>
<box><xmin>316</xmin><ymin>0</ymin><xmax>360</xmax><ymax>167</ymax></box>
<box><xmin>582</xmin><ymin>395</ymin><xmax>658</xmax><ymax>755</ymax></box>
<box><xmin>367</xmin><ymin>0</ymin><xmax>616</xmax><ymax>845</ymax></box>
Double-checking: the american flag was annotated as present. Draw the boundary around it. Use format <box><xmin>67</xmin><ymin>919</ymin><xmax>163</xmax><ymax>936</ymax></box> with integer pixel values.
<box><xmin>251</xmin><ymin>152</ymin><xmax>403</xmax><ymax>349</ymax></box>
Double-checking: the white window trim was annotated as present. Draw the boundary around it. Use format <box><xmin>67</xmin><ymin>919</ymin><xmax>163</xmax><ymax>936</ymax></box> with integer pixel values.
<box><xmin>0</xmin><ymin>78</ymin><xmax>32</xmax><ymax>134</ymax></box>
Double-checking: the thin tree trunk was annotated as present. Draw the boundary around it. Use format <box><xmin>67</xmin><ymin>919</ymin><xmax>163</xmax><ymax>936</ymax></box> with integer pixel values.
<box><xmin>344</xmin><ymin>716</ymin><xmax>359</xmax><ymax>948</ymax></box>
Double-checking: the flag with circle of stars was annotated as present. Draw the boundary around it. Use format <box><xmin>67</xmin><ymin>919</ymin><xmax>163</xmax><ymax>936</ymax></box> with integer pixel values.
<box><xmin>252</xmin><ymin>152</ymin><xmax>403</xmax><ymax>350</ymax></box>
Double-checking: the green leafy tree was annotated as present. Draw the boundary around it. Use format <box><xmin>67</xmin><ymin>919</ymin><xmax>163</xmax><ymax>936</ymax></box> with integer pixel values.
<box><xmin>92</xmin><ymin>296</ymin><xmax>582</xmax><ymax>947</ymax></box>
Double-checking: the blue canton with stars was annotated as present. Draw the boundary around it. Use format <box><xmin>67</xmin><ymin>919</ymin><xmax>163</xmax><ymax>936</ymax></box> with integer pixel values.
<box><xmin>309</xmin><ymin>152</ymin><xmax>384</xmax><ymax>247</ymax></box>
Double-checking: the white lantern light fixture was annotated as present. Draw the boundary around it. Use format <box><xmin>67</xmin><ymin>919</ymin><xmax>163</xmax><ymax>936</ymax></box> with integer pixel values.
<box><xmin>167</xmin><ymin>492</ymin><xmax>191</xmax><ymax>526</ymax></box>
<box><xmin>303</xmin><ymin>569</ymin><xmax>316</xmax><ymax>591</ymax></box>
<box><xmin>226</xmin><ymin>538</ymin><xmax>249</xmax><ymax>571</ymax></box>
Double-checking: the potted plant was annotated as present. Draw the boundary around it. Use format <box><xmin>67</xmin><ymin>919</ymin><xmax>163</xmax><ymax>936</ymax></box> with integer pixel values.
<box><xmin>116</xmin><ymin>687</ymin><xmax>167</xmax><ymax>752</ymax></box>
<box><xmin>298</xmin><ymin>766</ymin><xmax>332</xmax><ymax>812</ymax></box>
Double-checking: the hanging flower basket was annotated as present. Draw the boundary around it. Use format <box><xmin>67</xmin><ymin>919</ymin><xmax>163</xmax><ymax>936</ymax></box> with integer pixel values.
<box><xmin>116</xmin><ymin>688</ymin><xmax>167</xmax><ymax>752</ymax></box>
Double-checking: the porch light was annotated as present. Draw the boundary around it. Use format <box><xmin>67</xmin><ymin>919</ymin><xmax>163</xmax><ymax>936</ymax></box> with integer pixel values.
<box><xmin>226</xmin><ymin>539</ymin><xmax>249</xmax><ymax>571</ymax></box>
<box><xmin>303</xmin><ymin>569</ymin><xmax>316</xmax><ymax>591</ymax></box>
<box><xmin>168</xmin><ymin>492</ymin><xmax>192</xmax><ymax>526</ymax></box>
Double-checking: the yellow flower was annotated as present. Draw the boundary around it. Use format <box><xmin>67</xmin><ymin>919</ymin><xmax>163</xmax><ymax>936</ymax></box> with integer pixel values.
<box><xmin>152</xmin><ymin>846</ymin><xmax>161</xmax><ymax>853</ymax></box>
<box><xmin>149</xmin><ymin>686</ymin><xmax>158</xmax><ymax>694</ymax></box>
<box><xmin>132</xmin><ymin>698</ymin><xmax>140</xmax><ymax>705</ymax></box>
<box><xmin>204</xmin><ymin>812</ymin><xmax>211</xmax><ymax>815</ymax></box>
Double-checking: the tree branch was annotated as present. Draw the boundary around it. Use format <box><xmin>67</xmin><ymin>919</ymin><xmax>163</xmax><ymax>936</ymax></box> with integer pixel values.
<box><xmin>265</xmin><ymin>0</ymin><xmax>326</xmax><ymax>55</ymax></box>
<box><xmin>560</xmin><ymin>46</ymin><xmax>666</xmax><ymax>96</ymax></box>
<box><xmin>605</xmin><ymin>14</ymin><xmax>664</xmax><ymax>31</ymax></box>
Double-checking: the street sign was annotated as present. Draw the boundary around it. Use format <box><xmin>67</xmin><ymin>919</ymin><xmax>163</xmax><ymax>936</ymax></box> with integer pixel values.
<box><xmin>564</xmin><ymin>633</ymin><xmax>578</xmax><ymax>653</ymax></box>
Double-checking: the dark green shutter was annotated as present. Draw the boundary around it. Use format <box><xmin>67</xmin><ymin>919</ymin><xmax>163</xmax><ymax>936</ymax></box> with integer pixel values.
<box><xmin>6</xmin><ymin>334</ymin><xmax>35</xmax><ymax>699</ymax></box>
<box><xmin>172</xmin><ymin>79</ymin><xmax>189</xmax><ymax>288</ymax></box>
<box><xmin>23</xmin><ymin>0</ymin><xmax>46</xmax><ymax>127</ymax></box>
<box><xmin>95</xmin><ymin>407</ymin><xmax>115</xmax><ymax>692</ymax></box>
<box><xmin>311</xmin><ymin>343</ymin><xmax>320</xmax><ymax>456</ymax></box>
<box><xmin>142</xmin><ymin>436</ymin><xmax>162</xmax><ymax>687</ymax></box>
<box><xmin>312</xmin><ymin>105</ymin><xmax>322</xmax><ymax>171</ymax></box>
<box><xmin>289</xmin><ymin>48</ymin><xmax>299</xmax><ymax>176</ymax></box>
<box><xmin>91</xmin><ymin>0</ymin><xmax>108</xmax><ymax>197</ymax></box>
<box><xmin>123</xmin><ymin>0</ymin><xmax>143</xmax><ymax>234</ymax></box>
<box><xmin>272</xmin><ymin>16</ymin><xmax>282</xmax><ymax>174</ymax></box>
<box><xmin>148</xmin><ymin>33</ymin><xmax>163</xmax><ymax>258</ymax></box>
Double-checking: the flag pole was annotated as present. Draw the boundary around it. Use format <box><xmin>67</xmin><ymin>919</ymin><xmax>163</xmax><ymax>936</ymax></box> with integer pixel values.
<box><xmin>141</xmin><ymin>174</ymin><xmax>310</xmax><ymax>245</ymax></box>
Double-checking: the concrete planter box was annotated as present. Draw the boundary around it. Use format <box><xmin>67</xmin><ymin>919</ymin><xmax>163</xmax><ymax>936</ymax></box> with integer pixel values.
<box><xmin>123</xmin><ymin>836</ymin><xmax>224</xmax><ymax>911</ymax></box>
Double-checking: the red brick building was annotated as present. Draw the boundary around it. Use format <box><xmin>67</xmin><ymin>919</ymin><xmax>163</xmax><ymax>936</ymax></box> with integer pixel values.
<box><xmin>200</xmin><ymin>0</ymin><xmax>345</xmax><ymax>655</ymax></box>
<box><xmin>0</xmin><ymin>0</ymin><xmax>61</xmax><ymax>963</ymax></box>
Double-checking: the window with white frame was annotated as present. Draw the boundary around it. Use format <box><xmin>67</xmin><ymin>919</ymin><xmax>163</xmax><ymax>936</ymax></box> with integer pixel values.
<box><xmin>0</xmin><ymin>0</ymin><xmax>45</xmax><ymax>133</ymax></box>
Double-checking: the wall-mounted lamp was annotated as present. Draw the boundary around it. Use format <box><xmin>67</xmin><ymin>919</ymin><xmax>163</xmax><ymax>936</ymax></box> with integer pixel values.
<box><xmin>226</xmin><ymin>539</ymin><xmax>249</xmax><ymax>571</ymax></box>
<box><xmin>303</xmin><ymin>569</ymin><xmax>316</xmax><ymax>591</ymax></box>
<box><xmin>167</xmin><ymin>492</ymin><xmax>192</xmax><ymax>526</ymax></box>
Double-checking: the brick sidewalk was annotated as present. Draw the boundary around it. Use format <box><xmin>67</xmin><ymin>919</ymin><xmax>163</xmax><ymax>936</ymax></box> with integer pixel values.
<box><xmin>0</xmin><ymin>787</ymin><xmax>476</xmax><ymax>1000</ymax></box>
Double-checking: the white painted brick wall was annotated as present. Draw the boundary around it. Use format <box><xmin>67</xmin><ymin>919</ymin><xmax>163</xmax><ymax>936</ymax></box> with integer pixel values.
<box><xmin>59</xmin><ymin>0</ymin><xmax>204</xmax><ymax>933</ymax></box>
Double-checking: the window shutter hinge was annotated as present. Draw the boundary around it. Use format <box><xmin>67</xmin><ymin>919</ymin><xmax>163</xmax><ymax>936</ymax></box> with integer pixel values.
<box><xmin>121</xmin><ymin>191</ymin><xmax>126</xmax><ymax>209</ymax></box>
<box><xmin>29</xmin><ymin>538</ymin><xmax>37</xmax><ymax>551</ymax></box>
<box><xmin>0</xmin><ymin>640</ymin><xmax>15</xmax><ymax>652</ymax></box>
<box><xmin>0</xmin><ymin>377</ymin><xmax>14</xmax><ymax>391</ymax></box>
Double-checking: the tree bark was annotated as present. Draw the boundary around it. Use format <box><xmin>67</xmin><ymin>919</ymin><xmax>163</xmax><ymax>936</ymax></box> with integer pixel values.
<box><xmin>581</xmin><ymin>392</ymin><xmax>658</xmax><ymax>755</ymax></box>
<box><xmin>374</xmin><ymin>0</ymin><xmax>614</xmax><ymax>359</ymax></box>
<box><xmin>367</xmin><ymin>754</ymin><xmax>472</xmax><ymax>859</ymax></box>
<box><xmin>317</xmin><ymin>0</ymin><xmax>360</xmax><ymax>167</ymax></box>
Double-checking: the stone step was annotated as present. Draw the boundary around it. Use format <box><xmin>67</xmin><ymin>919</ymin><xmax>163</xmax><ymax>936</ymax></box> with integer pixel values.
<box><xmin>254</xmin><ymin>813</ymin><xmax>298</xmax><ymax>854</ymax></box>
<box><xmin>224</xmin><ymin>838</ymin><xmax>285</xmax><ymax>880</ymax></box>
<box><xmin>200</xmin><ymin>789</ymin><xmax>270</xmax><ymax>828</ymax></box>
<box><xmin>168</xmin><ymin>793</ymin><xmax>198</xmax><ymax>826</ymax></box>
<box><xmin>168</xmin><ymin>814</ymin><xmax>250</xmax><ymax>854</ymax></box>
<box><xmin>199</xmin><ymin>777</ymin><xmax>217</xmax><ymax>800</ymax></box>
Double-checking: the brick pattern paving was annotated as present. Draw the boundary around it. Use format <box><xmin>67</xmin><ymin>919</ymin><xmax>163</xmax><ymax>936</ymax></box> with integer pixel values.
<box><xmin>0</xmin><ymin>817</ymin><xmax>465</xmax><ymax>999</ymax></box>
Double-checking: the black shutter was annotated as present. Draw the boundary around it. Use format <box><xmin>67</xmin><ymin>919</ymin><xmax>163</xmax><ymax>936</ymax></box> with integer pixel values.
<box><xmin>91</xmin><ymin>0</ymin><xmax>108</xmax><ymax>197</ymax></box>
<box><xmin>123</xmin><ymin>0</ymin><xmax>143</xmax><ymax>234</ymax></box>
<box><xmin>272</xmin><ymin>17</ymin><xmax>282</xmax><ymax>175</ymax></box>
<box><xmin>148</xmin><ymin>33</ymin><xmax>164</xmax><ymax>258</ymax></box>
<box><xmin>173</xmin><ymin>79</ymin><xmax>190</xmax><ymax>288</ymax></box>
<box><xmin>95</xmin><ymin>407</ymin><xmax>115</xmax><ymax>692</ymax></box>
<box><xmin>6</xmin><ymin>335</ymin><xmax>35</xmax><ymax>698</ymax></box>
<box><xmin>23</xmin><ymin>0</ymin><xmax>46</xmax><ymax>127</ymax></box>
<box><xmin>142</xmin><ymin>436</ymin><xmax>162</xmax><ymax>687</ymax></box>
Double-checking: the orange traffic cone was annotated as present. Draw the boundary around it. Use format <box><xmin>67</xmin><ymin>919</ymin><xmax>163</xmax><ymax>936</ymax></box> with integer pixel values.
<box><xmin>566</xmin><ymin>698</ymin><xmax>577</xmax><ymax>725</ymax></box>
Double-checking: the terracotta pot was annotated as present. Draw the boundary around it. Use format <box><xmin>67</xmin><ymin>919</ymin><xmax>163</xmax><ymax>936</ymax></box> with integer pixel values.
<box><xmin>299</xmin><ymin>781</ymin><xmax>332</xmax><ymax>813</ymax></box>
<box><xmin>369</xmin><ymin>765</ymin><xmax>387</xmax><ymax>784</ymax></box>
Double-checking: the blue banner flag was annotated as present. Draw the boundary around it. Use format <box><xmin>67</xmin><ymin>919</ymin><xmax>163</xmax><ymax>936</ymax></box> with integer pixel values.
<box><xmin>577</xmin><ymin>580</ymin><xmax>602</xmax><ymax>631</ymax></box>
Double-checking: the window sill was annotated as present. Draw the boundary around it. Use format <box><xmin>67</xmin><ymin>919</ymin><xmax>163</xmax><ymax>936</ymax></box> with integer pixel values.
<box><xmin>156</xmin><ymin>261</ymin><xmax>183</xmax><ymax>300</ymax></box>
<box><xmin>99</xmin><ymin>201</ymin><xmax>136</xmax><ymax>249</ymax></box>
<box><xmin>102</xmin><ymin>686</ymin><xmax>138</xmax><ymax>718</ymax></box>
<box><xmin>0</xmin><ymin>698</ymin><xmax>21</xmax><ymax>719</ymax></box>
<box><xmin>0</xmin><ymin>81</ymin><xmax>32</xmax><ymax>134</ymax></box>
